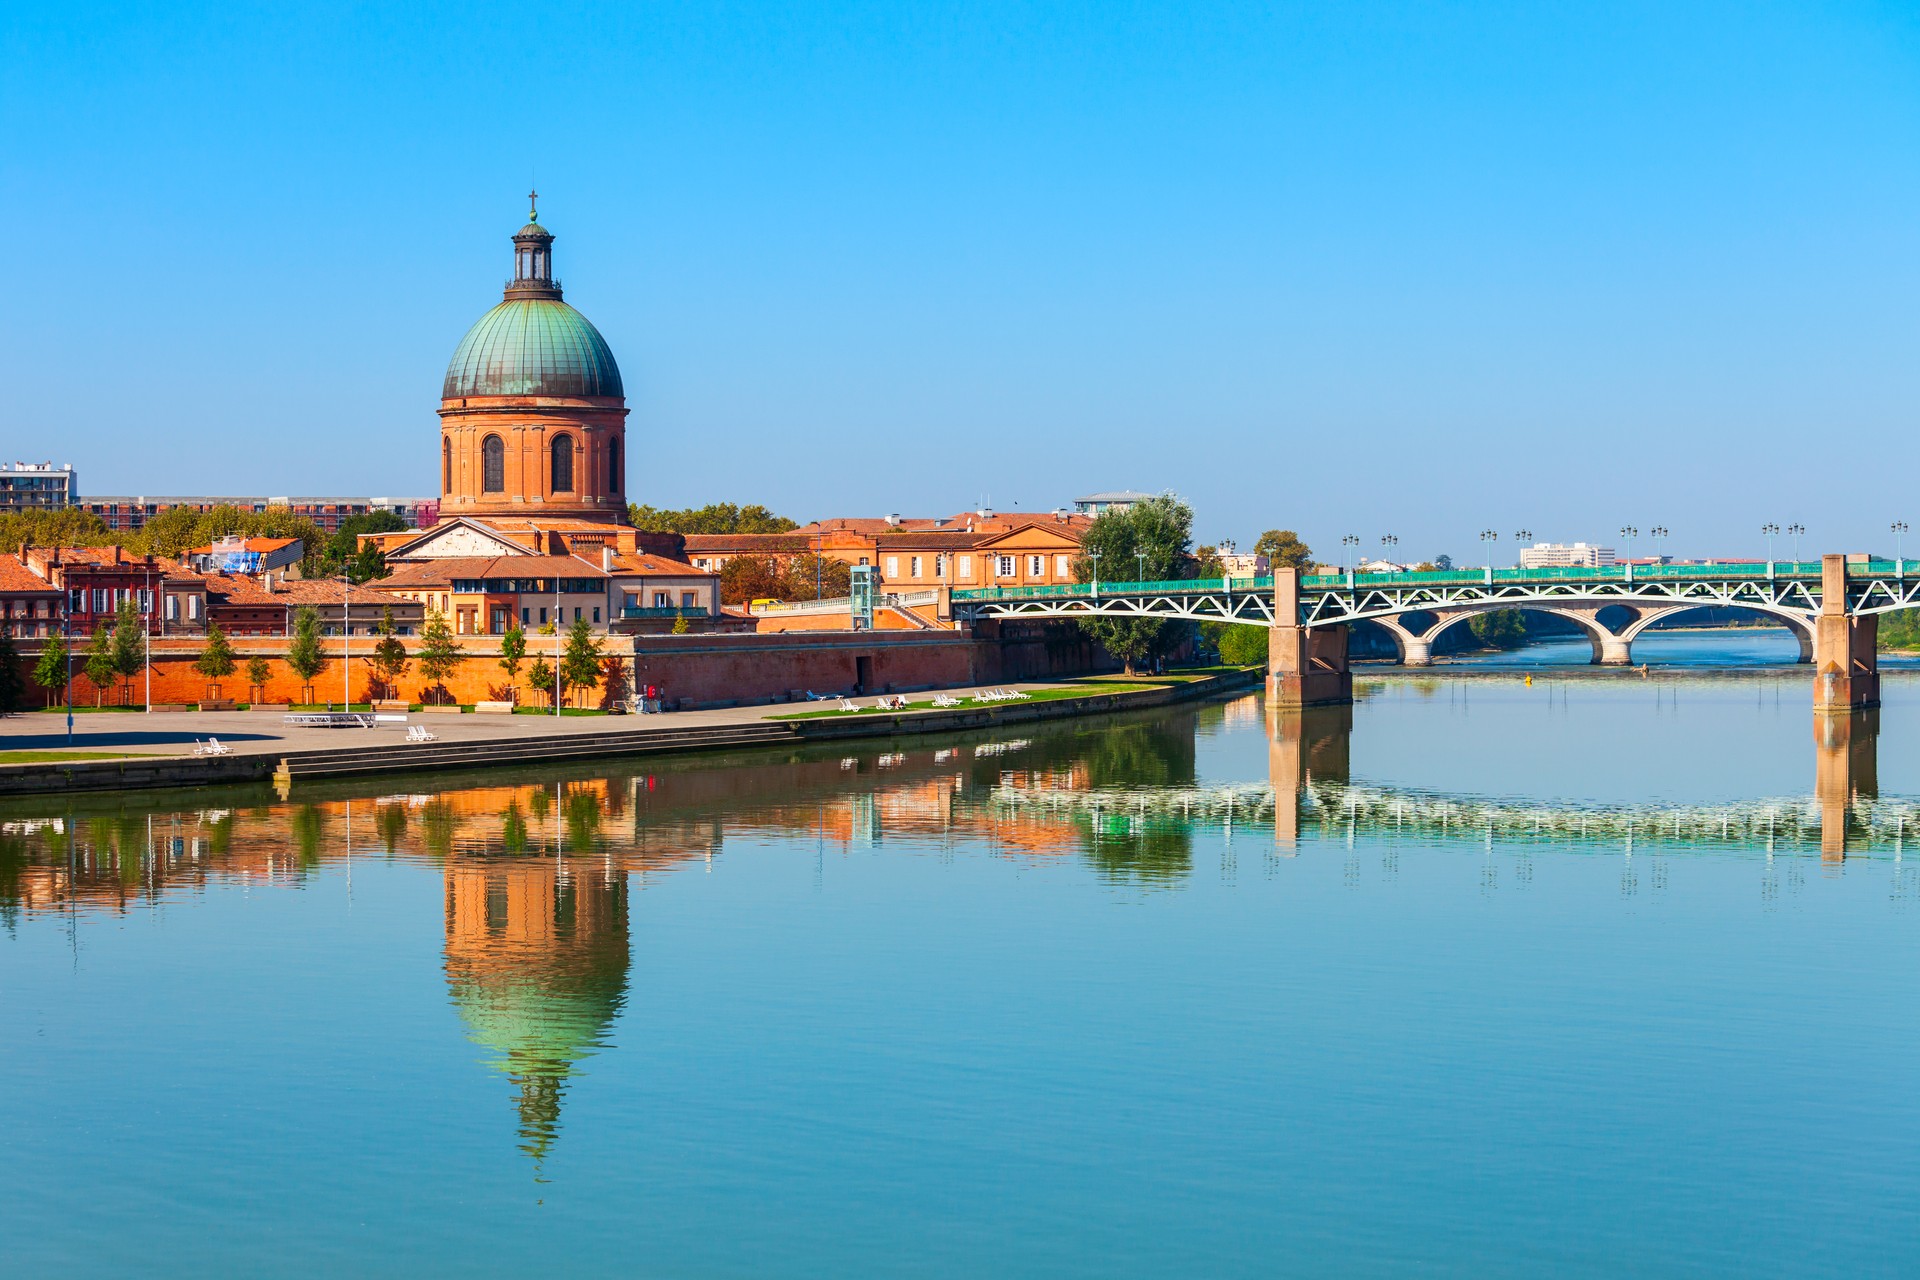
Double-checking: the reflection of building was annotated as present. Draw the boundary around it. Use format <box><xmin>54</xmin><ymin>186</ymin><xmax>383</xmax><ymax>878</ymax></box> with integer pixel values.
<box><xmin>444</xmin><ymin>857</ymin><xmax>630</xmax><ymax>1162</ymax></box>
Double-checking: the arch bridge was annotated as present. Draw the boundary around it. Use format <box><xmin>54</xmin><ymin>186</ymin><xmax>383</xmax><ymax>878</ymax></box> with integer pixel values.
<box><xmin>950</xmin><ymin>555</ymin><xmax>1915</xmax><ymax>712</ymax></box>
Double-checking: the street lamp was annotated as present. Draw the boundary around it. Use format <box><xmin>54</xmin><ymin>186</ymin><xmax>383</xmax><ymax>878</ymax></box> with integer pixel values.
<box><xmin>1762</xmin><ymin>522</ymin><xmax>1779</xmax><ymax>564</ymax></box>
<box><xmin>1341</xmin><ymin>535</ymin><xmax>1359</xmax><ymax>573</ymax></box>
<box><xmin>1513</xmin><ymin>529</ymin><xmax>1531</xmax><ymax>569</ymax></box>
<box><xmin>143</xmin><ymin>561</ymin><xmax>152</xmax><ymax>714</ymax></box>
<box><xmin>1088</xmin><ymin>551</ymin><xmax>1102</xmax><ymax>596</ymax></box>
<box><xmin>1480</xmin><ymin>529</ymin><xmax>1497</xmax><ymax>571</ymax></box>
<box><xmin>554</xmin><ymin>574</ymin><xmax>563</xmax><ymax>718</ymax></box>
<box><xmin>1649</xmin><ymin>526</ymin><xmax>1668</xmax><ymax>568</ymax></box>
<box><xmin>1893</xmin><ymin>521</ymin><xmax>1909</xmax><ymax>571</ymax></box>
<box><xmin>1787</xmin><ymin>523</ymin><xmax>1805</xmax><ymax>564</ymax></box>
<box><xmin>1136</xmin><ymin>551</ymin><xmax>1148</xmax><ymax>582</ymax></box>
<box><xmin>339</xmin><ymin>573</ymin><xmax>352</xmax><ymax>709</ymax></box>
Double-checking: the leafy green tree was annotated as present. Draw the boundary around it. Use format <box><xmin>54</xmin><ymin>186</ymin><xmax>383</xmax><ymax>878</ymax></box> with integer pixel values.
<box><xmin>245</xmin><ymin>654</ymin><xmax>272</xmax><ymax>699</ymax></box>
<box><xmin>527</xmin><ymin>656</ymin><xmax>555</xmax><ymax>708</ymax></box>
<box><xmin>33</xmin><ymin>631</ymin><xmax>68</xmax><ymax>707</ymax></box>
<box><xmin>1075</xmin><ymin>494</ymin><xmax>1195</xmax><ymax>673</ymax></box>
<box><xmin>670</xmin><ymin>614</ymin><xmax>690</xmax><ymax>634</ymax></box>
<box><xmin>626</xmin><ymin>502</ymin><xmax>798</xmax><ymax>535</ymax></box>
<box><xmin>109</xmin><ymin>600</ymin><xmax>146</xmax><ymax>705</ymax></box>
<box><xmin>285</xmin><ymin>606</ymin><xmax>327</xmax><ymax>699</ymax></box>
<box><xmin>719</xmin><ymin>555</ymin><xmax>788</xmax><ymax>606</ymax></box>
<box><xmin>193</xmin><ymin>622</ymin><xmax>237</xmax><ymax>693</ymax></box>
<box><xmin>1470</xmin><ymin>610</ymin><xmax>1527</xmax><ymax>649</ymax></box>
<box><xmin>1215</xmin><ymin>623</ymin><xmax>1269</xmax><ymax>667</ymax></box>
<box><xmin>83</xmin><ymin>626</ymin><xmax>115</xmax><ymax>706</ymax></box>
<box><xmin>560</xmin><ymin>616</ymin><xmax>603</xmax><ymax>708</ymax></box>
<box><xmin>0</xmin><ymin>631</ymin><xmax>22</xmax><ymax>714</ymax></box>
<box><xmin>1253</xmin><ymin>529</ymin><xmax>1313</xmax><ymax>571</ymax></box>
<box><xmin>0</xmin><ymin>507</ymin><xmax>112</xmax><ymax>550</ymax></box>
<box><xmin>367</xmin><ymin>606</ymin><xmax>410</xmax><ymax>699</ymax></box>
<box><xmin>415</xmin><ymin>610</ymin><xmax>465</xmax><ymax>704</ymax></box>
<box><xmin>1433</xmin><ymin>554</ymin><xmax>1454</xmax><ymax>571</ymax></box>
<box><xmin>783</xmin><ymin>554</ymin><xmax>851</xmax><ymax>601</ymax></box>
<box><xmin>498</xmin><ymin>620</ymin><xmax>527</xmax><ymax>696</ymax></box>
<box><xmin>1879</xmin><ymin>608</ymin><xmax>1920</xmax><ymax>652</ymax></box>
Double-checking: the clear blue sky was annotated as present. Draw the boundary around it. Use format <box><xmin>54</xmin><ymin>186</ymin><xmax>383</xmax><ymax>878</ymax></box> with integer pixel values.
<box><xmin>5</xmin><ymin>1</ymin><xmax>1918</xmax><ymax>561</ymax></box>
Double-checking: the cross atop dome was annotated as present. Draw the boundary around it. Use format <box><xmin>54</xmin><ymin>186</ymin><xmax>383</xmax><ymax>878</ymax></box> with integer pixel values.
<box><xmin>528</xmin><ymin>188</ymin><xmax>539</xmax><ymax>222</ymax></box>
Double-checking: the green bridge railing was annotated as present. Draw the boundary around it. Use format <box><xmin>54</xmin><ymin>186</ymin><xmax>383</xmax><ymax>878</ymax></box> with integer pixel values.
<box><xmin>950</xmin><ymin>561</ymin><xmax>1904</xmax><ymax>603</ymax></box>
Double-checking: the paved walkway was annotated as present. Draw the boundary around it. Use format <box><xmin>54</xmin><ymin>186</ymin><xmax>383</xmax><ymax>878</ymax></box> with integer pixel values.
<box><xmin>0</xmin><ymin>680</ymin><xmax>1085</xmax><ymax>759</ymax></box>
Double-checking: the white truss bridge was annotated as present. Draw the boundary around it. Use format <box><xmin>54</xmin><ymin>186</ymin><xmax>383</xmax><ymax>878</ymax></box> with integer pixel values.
<box><xmin>953</xmin><ymin>562</ymin><xmax>1920</xmax><ymax>632</ymax></box>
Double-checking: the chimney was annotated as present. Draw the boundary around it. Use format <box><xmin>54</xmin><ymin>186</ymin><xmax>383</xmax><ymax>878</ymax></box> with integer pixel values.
<box><xmin>885</xmin><ymin>512</ymin><xmax>902</xmax><ymax>528</ymax></box>
<box><xmin>602</xmin><ymin>545</ymin><xmax>614</xmax><ymax>572</ymax></box>
<box><xmin>977</xmin><ymin>506</ymin><xmax>993</xmax><ymax>520</ymax></box>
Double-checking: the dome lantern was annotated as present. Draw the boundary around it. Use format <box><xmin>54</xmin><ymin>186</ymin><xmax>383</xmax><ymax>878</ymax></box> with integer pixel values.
<box><xmin>506</xmin><ymin>189</ymin><xmax>561</xmax><ymax>301</ymax></box>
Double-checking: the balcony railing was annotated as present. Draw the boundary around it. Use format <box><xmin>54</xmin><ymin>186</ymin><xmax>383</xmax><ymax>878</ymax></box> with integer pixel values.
<box><xmin>619</xmin><ymin>606</ymin><xmax>708</xmax><ymax>619</ymax></box>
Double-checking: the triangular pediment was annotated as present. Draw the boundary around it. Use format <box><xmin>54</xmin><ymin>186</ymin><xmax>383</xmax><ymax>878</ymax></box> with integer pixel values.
<box><xmin>384</xmin><ymin>518</ymin><xmax>533</xmax><ymax>561</ymax></box>
<box><xmin>973</xmin><ymin>522</ymin><xmax>1085</xmax><ymax>552</ymax></box>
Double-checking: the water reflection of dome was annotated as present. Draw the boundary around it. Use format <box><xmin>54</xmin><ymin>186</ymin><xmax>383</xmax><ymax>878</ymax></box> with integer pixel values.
<box><xmin>443</xmin><ymin>862</ymin><xmax>629</xmax><ymax>1163</ymax></box>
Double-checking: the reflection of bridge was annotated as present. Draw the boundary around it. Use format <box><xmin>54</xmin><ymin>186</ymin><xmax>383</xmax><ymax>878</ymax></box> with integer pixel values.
<box><xmin>990</xmin><ymin>704</ymin><xmax>1900</xmax><ymax>859</ymax></box>
<box><xmin>953</xmin><ymin>556</ymin><xmax>1909</xmax><ymax>711</ymax></box>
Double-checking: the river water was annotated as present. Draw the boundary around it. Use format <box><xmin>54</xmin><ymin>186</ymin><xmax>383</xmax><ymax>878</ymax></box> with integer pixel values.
<box><xmin>4</xmin><ymin>653</ymin><xmax>1918</xmax><ymax>1277</ymax></box>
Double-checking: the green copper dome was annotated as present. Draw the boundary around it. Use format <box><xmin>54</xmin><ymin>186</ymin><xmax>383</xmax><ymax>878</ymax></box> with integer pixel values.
<box><xmin>443</xmin><ymin>298</ymin><xmax>624</xmax><ymax>400</ymax></box>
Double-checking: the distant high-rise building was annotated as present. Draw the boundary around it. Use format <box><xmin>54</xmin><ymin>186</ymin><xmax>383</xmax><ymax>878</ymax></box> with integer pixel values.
<box><xmin>0</xmin><ymin>462</ymin><xmax>77</xmax><ymax>511</ymax></box>
<box><xmin>1518</xmin><ymin>541</ymin><xmax>1617</xmax><ymax>568</ymax></box>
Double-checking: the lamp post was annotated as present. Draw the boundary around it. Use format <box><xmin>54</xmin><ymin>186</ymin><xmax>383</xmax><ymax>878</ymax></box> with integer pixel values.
<box><xmin>554</xmin><ymin>574</ymin><xmax>562</xmax><ymax>717</ymax></box>
<box><xmin>1650</xmin><ymin>526</ymin><xmax>1668</xmax><ymax>567</ymax></box>
<box><xmin>1894</xmin><ymin>521</ymin><xmax>1909</xmax><ymax>574</ymax></box>
<box><xmin>1788</xmin><ymin>523</ymin><xmax>1805</xmax><ymax>565</ymax></box>
<box><xmin>1380</xmin><ymin>534</ymin><xmax>1398</xmax><ymax>565</ymax></box>
<box><xmin>1480</xmin><ymin>529</ymin><xmax>1497</xmax><ymax>570</ymax></box>
<box><xmin>340</xmin><ymin>573</ymin><xmax>351</xmax><ymax>709</ymax></box>
<box><xmin>1342</xmin><ymin>534</ymin><xmax>1359</xmax><ymax>574</ymax></box>
<box><xmin>1513</xmin><ymin>529</ymin><xmax>1531</xmax><ymax>569</ymax></box>
<box><xmin>1618</xmin><ymin>526</ymin><xmax>1638</xmax><ymax>584</ymax></box>
<box><xmin>1763</xmin><ymin>522</ymin><xmax>1779</xmax><ymax>565</ymax></box>
<box><xmin>1136</xmin><ymin>551</ymin><xmax>1148</xmax><ymax>583</ymax></box>
<box><xmin>64</xmin><ymin>599</ymin><xmax>73</xmax><ymax>748</ymax></box>
<box><xmin>143</xmin><ymin>562</ymin><xmax>152</xmax><ymax>714</ymax></box>
<box><xmin>1089</xmin><ymin>551</ymin><xmax>1102</xmax><ymax>598</ymax></box>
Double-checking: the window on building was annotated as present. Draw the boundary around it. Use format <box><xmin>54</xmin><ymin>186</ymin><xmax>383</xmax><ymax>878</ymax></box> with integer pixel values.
<box><xmin>935</xmin><ymin>555</ymin><xmax>946</xmax><ymax>579</ymax></box>
<box><xmin>1029</xmin><ymin>555</ymin><xmax>1044</xmax><ymax>577</ymax></box>
<box><xmin>482</xmin><ymin>434</ymin><xmax>505</xmax><ymax>493</ymax></box>
<box><xmin>166</xmin><ymin>596</ymin><xmax>178</xmax><ymax>621</ymax></box>
<box><xmin>681</xmin><ymin>591</ymin><xmax>696</xmax><ymax>608</ymax></box>
<box><xmin>958</xmin><ymin>556</ymin><xmax>972</xmax><ymax>579</ymax></box>
<box><xmin>910</xmin><ymin>556</ymin><xmax>922</xmax><ymax>578</ymax></box>
<box><xmin>574</xmin><ymin>607</ymin><xmax>582</xmax><ymax>622</ymax></box>
<box><xmin>653</xmin><ymin>591</ymin><xmax>670</xmax><ymax>607</ymax></box>
<box><xmin>522</xmin><ymin>607</ymin><xmax>530</xmax><ymax>624</ymax></box>
<box><xmin>592</xmin><ymin>607</ymin><xmax>600</xmax><ymax>623</ymax></box>
<box><xmin>1056</xmin><ymin>554</ymin><xmax>1070</xmax><ymax>578</ymax></box>
<box><xmin>93</xmin><ymin>588</ymin><xmax>108</xmax><ymax>613</ymax></box>
<box><xmin>997</xmin><ymin>556</ymin><xmax>1015</xmax><ymax>578</ymax></box>
<box><xmin>608</xmin><ymin>437</ymin><xmax>620</xmax><ymax>492</ymax></box>
<box><xmin>189</xmin><ymin>596</ymin><xmax>201</xmax><ymax>620</ymax></box>
<box><xmin>885</xmin><ymin>556</ymin><xmax>899</xmax><ymax>578</ymax></box>
<box><xmin>539</xmin><ymin>607</ymin><xmax>548</xmax><ymax>624</ymax></box>
<box><xmin>550</xmin><ymin>435</ymin><xmax>575</xmax><ymax>492</ymax></box>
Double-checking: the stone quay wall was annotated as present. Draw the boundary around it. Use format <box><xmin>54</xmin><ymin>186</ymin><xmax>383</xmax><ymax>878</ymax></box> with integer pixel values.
<box><xmin>9</xmin><ymin>625</ymin><xmax>1112</xmax><ymax>710</ymax></box>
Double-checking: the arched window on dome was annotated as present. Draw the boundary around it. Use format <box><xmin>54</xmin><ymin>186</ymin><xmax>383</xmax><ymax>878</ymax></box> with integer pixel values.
<box><xmin>482</xmin><ymin>435</ymin><xmax>505</xmax><ymax>493</ymax></box>
<box><xmin>608</xmin><ymin>437</ymin><xmax>620</xmax><ymax>493</ymax></box>
<box><xmin>550</xmin><ymin>435</ymin><xmax>575</xmax><ymax>493</ymax></box>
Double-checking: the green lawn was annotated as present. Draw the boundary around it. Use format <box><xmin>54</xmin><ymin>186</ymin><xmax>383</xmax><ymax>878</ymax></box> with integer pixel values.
<box><xmin>0</xmin><ymin>750</ymin><xmax>161</xmax><ymax>764</ymax></box>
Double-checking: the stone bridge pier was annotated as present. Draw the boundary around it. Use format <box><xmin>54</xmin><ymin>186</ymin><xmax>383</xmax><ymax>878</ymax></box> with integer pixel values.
<box><xmin>1267</xmin><ymin>568</ymin><xmax>1352</xmax><ymax>707</ymax></box>
<box><xmin>1813</xmin><ymin>555</ymin><xmax>1879</xmax><ymax>712</ymax></box>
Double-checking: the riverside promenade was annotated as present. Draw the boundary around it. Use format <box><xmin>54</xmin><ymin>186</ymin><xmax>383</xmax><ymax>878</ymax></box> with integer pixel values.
<box><xmin>0</xmin><ymin>670</ymin><xmax>1260</xmax><ymax>797</ymax></box>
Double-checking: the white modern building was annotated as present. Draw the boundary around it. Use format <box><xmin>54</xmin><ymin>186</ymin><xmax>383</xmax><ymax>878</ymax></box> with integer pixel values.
<box><xmin>0</xmin><ymin>462</ymin><xmax>77</xmax><ymax>511</ymax></box>
<box><xmin>1519</xmin><ymin>542</ymin><xmax>1617</xmax><ymax>568</ymax></box>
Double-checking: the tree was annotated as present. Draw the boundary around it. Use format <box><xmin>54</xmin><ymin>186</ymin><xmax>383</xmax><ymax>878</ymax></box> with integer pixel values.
<box><xmin>719</xmin><ymin>555</ymin><xmax>788</xmax><ymax>606</ymax></box>
<box><xmin>560</xmin><ymin>616</ymin><xmax>603</xmax><ymax>708</ymax></box>
<box><xmin>83</xmin><ymin>626</ymin><xmax>115</xmax><ymax>706</ymax></box>
<box><xmin>33</xmin><ymin>631</ymin><xmax>68</xmax><ymax>707</ymax></box>
<box><xmin>1470</xmin><ymin>610</ymin><xmax>1527</xmax><ymax>649</ymax></box>
<box><xmin>1075</xmin><ymin>494</ymin><xmax>1195</xmax><ymax>673</ymax></box>
<box><xmin>670</xmin><ymin>613</ymin><xmax>690</xmax><ymax>634</ymax></box>
<box><xmin>1434</xmin><ymin>554</ymin><xmax>1454</xmax><ymax>571</ymax></box>
<box><xmin>193</xmin><ymin>622</ymin><xmax>237</xmax><ymax>693</ymax></box>
<box><xmin>1254</xmin><ymin>529</ymin><xmax>1313</xmax><ymax>571</ymax></box>
<box><xmin>783</xmin><ymin>554</ymin><xmax>851</xmax><ymax>601</ymax></box>
<box><xmin>318</xmin><ymin>511</ymin><xmax>406</xmax><ymax>582</ymax></box>
<box><xmin>109</xmin><ymin>600</ymin><xmax>145</xmax><ymax>705</ymax></box>
<box><xmin>527</xmin><ymin>656</ymin><xmax>555</xmax><ymax>708</ymax></box>
<box><xmin>1215</xmin><ymin>624</ymin><xmax>1268</xmax><ymax>667</ymax></box>
<box><xmin>1193</xmin><ymin>544</ymin><xmax>1226</xmax><ymax>579</ymax></box>
<box><xmin>0</xmin><ymin>507</ymin><xmax>112</xmax><ymax>550</ymax></box>
<box><xmin>498</xmin><ymin>621</ymin><xmax>526</xmax><ymax>699</ymax></box>
<box><xmin>415</xmin><ymin>609</ymin><xmax>465</xmax><ymax>704</ymax></box>
<box><xmin>367</xmin><ymin>606</ymin><xmax>410</xmax><ymax>699</ymax></box>
<box><xmin>286</xmin><ymin>606</ymin><xmax>327</xmax><ymax>701</ymax></box>
<box><xmin>245</xmin><ymin>654</ymin><xmax>271</xmax><ymax>700</ymax></box>
<box><xmin>0</xmin><ymin>632</ymin><xmax>22</xmax><ymax>714</ymax></box>
<box><xmin>626</xmin><ymin>502</ymin><xmax>798</xmax><ymax>534</ymax></box>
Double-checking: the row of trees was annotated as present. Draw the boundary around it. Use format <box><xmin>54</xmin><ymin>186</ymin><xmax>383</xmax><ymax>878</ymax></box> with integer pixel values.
<box><xmin>0</xmin><ymin>505</ymin><xmax>405</xmax><ymax>583</ymax></box>
<box><xmin>719</xmin><ymin>553</ymin><xmax>853</xmax><ymax>605</ymax></box>
<box><xmin>626</xmin><ymin>502</ymin><xmax>798</xmax><ymax>535</ymax></box>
